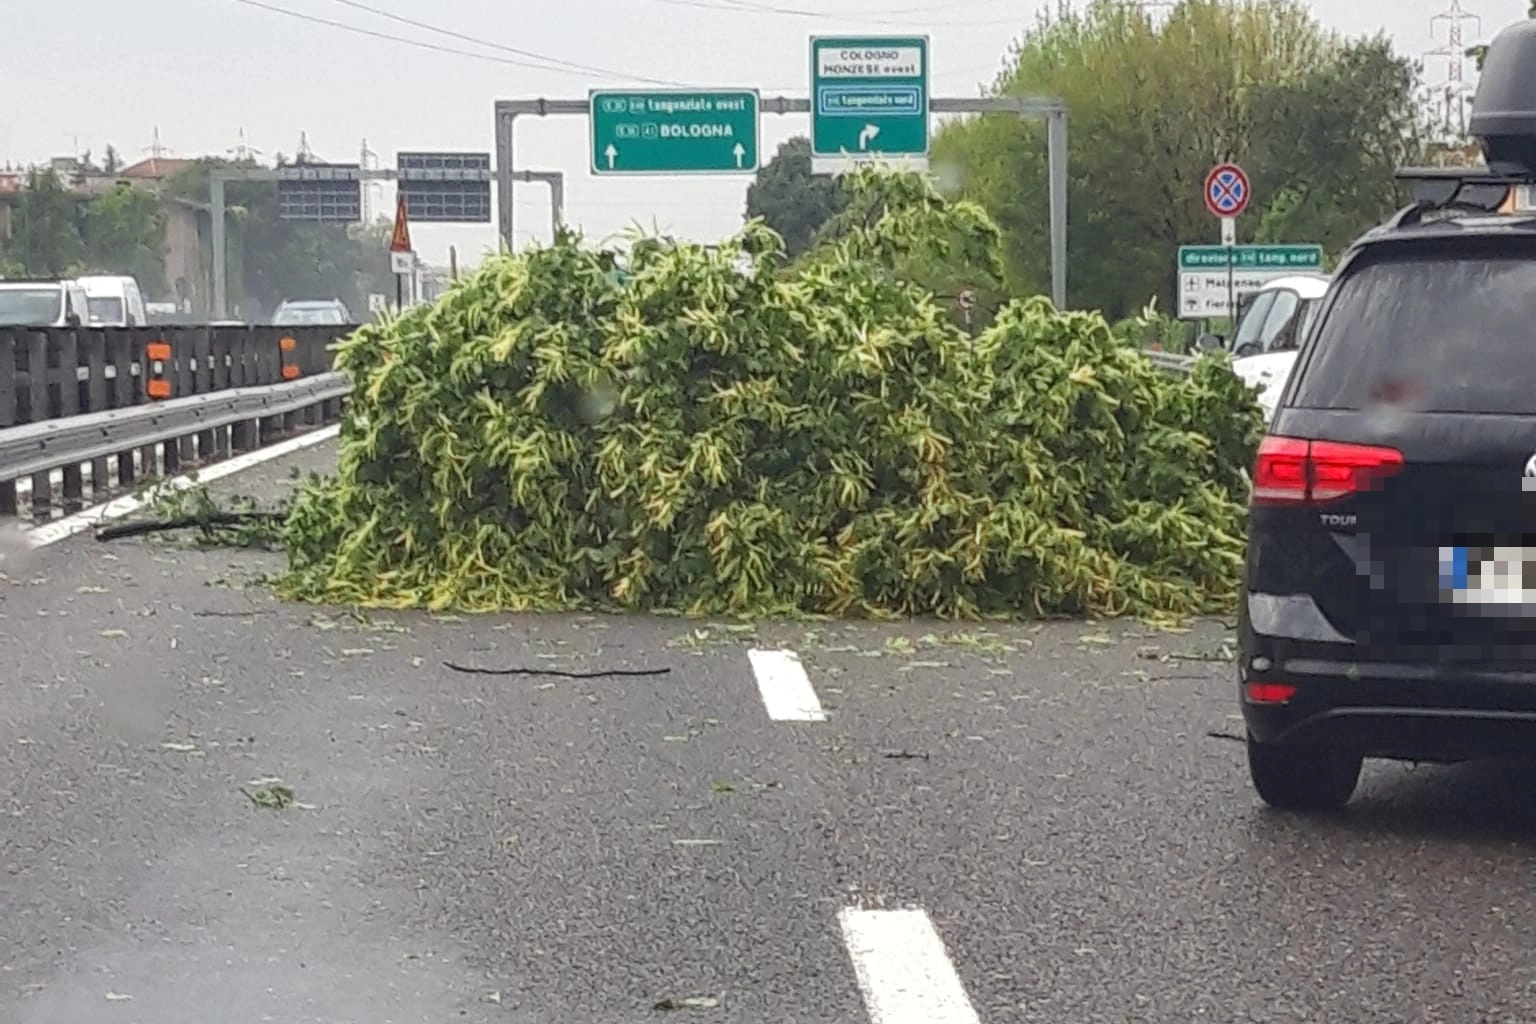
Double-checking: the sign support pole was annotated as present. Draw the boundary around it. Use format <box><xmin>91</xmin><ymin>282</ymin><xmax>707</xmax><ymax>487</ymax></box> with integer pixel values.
<box><xmin>1202</xmin><ymin>163</ymin><xmax>1251</xmax><ymax>323</ymax></box>
<box><xmin>389</xmin><ymin>192</ymin><xmax>414</xmax><ymax>315</ymax></box>
<box><xmin>1222</xmin><ymin>216</ymin><xmax>1236</xmax><ymax>324</ymax></box>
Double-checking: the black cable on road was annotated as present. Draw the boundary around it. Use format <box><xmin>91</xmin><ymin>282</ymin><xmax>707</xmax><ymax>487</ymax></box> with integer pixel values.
<box><xmin>444</xmin><ymin>661</ymin><xmax>672</xmax><ymax>679</ymax></box>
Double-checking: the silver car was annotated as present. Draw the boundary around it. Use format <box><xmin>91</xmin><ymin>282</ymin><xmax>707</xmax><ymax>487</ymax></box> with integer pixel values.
<box><xmin>271</xmin><ymin>299</ymin><xmax>352</xmax><ymax>326</ymax></box>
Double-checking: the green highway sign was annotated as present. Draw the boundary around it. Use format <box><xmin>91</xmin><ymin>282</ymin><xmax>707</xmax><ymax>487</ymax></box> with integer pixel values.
<box><xmin>1177</xmin><ymin>244</ymin><xmax>1325</xmax><ymax>270</ymax></box>
<box><xmin>809</xmin><ymin>35</ymin><xmax>930</xmax><ymax>173</ymax></box>
<box><xmin>589</xmin><ymin>89</ymin><xmax>760</xmax><ymax>175</ymax></box>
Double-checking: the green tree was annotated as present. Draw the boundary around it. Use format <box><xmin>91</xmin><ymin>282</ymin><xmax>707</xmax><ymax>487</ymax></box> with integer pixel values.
<box><xmin>82</xmin><ymin>183</ymin><xmax>168</xmax><ymax>292</ymax></box>
<box><xmin>1246</xmin><ymin>36</ymin><xmax>1423</xmax><ymax>254</ymax></box>
<box><xmin>806</xmin><ymin>169</ymin><xmax>1007</xmax><ymax>331</ymax></box>
<box><xmin>933</xmin><ymin>0</ymin><xmax>1422</xmax><ymax>317</ymax></box>
<box><xmin>0</xmin><ymin>170</ymin><xmax>85</xmax><ymax>278</ymax></box>
<box><xmin>744</xmin><ymin>136</ymin><xmax>848</xmax><ymax>258</ymax></box>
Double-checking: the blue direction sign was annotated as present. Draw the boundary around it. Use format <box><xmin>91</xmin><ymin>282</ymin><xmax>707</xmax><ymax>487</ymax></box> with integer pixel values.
<box><xmin>1204</xmin><ymin>162</ymin><xmax>1251</xmax><ymax>218</ymax></box>
<box><xmin>809</xmin><ymin>35</ymin><xmax>930</xmax><ymax>174</ymax></box>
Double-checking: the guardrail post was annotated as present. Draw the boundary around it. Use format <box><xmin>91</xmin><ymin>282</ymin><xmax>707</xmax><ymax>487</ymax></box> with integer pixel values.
<box><xmin>210</xmin><ymin>328</ymin><xmax>234</xmax><ymax>457</ymax></box>
<box><xmin>122</xmin><ymin>332</ymin><xmax>152</xmax><ymax>488</ymax></box>
<box><xmin>55</xmin><ymin>331</ymin><xmax>84</xmax><ymax>513</ymax></box>
<box><xmin>145</xmin><ymin>337</ymin><xmax>177</xmax><ymax>476</ymax></box>
<box><xmin>0</xmin><ymin>331</ymin><xmax>16</xmax><ymax>515</ymax></box>
<box><xmin>227</xmin><ymin>329</ymin><xmax>257</xmax><ymax>453</ymax></box>
<box><xmin>172</xmin><ymin>329</ymin><xmax>196</xmax><ymax>466</ymax></box>
<box><xmin>258</xmin><ymin>329</ymin><xmax>284</xmax><ymax>445</ymax></box>
<box><xmin>278</xmin><ymin>334</ymin><xmax>302</xmax><ymax>433</ymax></box>
<box><xmin>84</xmin><ymin>332</ymin><xmax>110</xmax><ymax>503</ymax></box>
<box><xmin>193</xmin><ymin>328</ymin><xmax>219</xmax><ymax>459</ymax></box>
<box><xmin>25</xmin><ymin>333</ymin><xmax>49</xmax><ymax>517</ymax></box>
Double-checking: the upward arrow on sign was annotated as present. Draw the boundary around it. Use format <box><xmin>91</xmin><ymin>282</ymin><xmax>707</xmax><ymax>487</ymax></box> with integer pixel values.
<box><xmin>389</xmin><ymin>193</ymin><xmax>412</xmax><ymax>253</ymax></box>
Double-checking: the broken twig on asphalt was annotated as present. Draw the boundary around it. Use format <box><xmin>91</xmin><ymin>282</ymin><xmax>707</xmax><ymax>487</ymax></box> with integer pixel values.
<box><xmin>95</xmin><ymin>511</ymin><xmax>284</xmax><ymax>542</ymax></box>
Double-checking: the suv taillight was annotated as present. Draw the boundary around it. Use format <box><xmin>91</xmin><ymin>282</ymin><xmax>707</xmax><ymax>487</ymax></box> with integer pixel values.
<box><xmin>1252</xmin><ymin>436</ymin><xmax>1404</xmax><ymax>506</ymax></box>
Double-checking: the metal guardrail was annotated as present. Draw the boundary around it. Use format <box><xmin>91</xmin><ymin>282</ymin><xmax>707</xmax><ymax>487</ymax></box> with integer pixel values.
<box><xmin>0</xmin><ymin>374</ymin><xmax>348</xmax><ymax>520</ymax></box>
<box><xmin>0</xmin><ymin>372</ymin><xmax>348</xmax><ymax>484</ymax></box>
<box><xmin>0</xmin><ymin>324</ymin><xmax>351</xmax><ymax>428</ymax></box>
<box><xmin>1144</xmin><ymin>350</ymin><xmax>1196</xmax><ymax>376</ymax></box>
<box><xmin>0</xmin><ymin>323</ymin><xmax>354</xmax><ymax>521</ymax></box>
<box><xmin>0</xmin><ymin>328</ymin><xmax>1202</xmax><ymax>525</ymax></box>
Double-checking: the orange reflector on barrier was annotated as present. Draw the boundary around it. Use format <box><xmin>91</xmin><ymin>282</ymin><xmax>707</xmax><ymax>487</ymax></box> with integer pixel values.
<box><xmin>146</xmin><ymin>341</ymin><xmax>171</xmax><ymax>360</ymax></box>
<box><xmin>147</xmin><ymin>379</ymin><xmax>172</xmax><ymax>399</ymax></box>
<box><xmin>279</xmin><ymin>336</ymin><xmax>297</xmax><ymax>352</ymax></box>
<box><xmin>281</xmin><ymin>364</ymin><xmax>300</xmax><ymax>380</ymax></box>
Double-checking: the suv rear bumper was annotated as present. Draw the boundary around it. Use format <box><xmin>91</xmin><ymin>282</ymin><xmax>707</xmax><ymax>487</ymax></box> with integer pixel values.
<box><xmin>1241</xmin><ymin>596</ymin><xmax>1536</xmax><ymax>762</ymax></box>
<box><xmin>1244</xmin><ymin>696</ymin><xmax>1536</xmax><ymax>762</ymax></box>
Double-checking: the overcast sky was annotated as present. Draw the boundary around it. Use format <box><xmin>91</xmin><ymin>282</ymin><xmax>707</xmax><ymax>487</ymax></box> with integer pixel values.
<box><xmin>6</xmin><ymin>0</ymin><xmax>1530</xmax><ymax>266</ymax></box>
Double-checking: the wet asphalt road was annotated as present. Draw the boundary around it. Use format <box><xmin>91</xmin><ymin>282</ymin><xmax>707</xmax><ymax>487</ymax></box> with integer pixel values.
<box><xmin>4</xmin><ymin>442</ymin><xmax>1536</xmax><ymax>1022</ymax></box>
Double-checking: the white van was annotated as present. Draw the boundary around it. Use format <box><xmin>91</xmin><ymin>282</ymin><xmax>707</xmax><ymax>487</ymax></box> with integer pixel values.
<box><xmin>76</xmin><ymin>275</ymin><xmax>149</xmax><ymax>327</ymax></box>
<box><xmin>0</xmin><ymin>279</ymin><xmax>90</xmax><ymax>328</ymax></box>
<box><xmin>1199</xmin><ymin>274</ymin><xmax>1330</xmax><ymax>419</ymax></box>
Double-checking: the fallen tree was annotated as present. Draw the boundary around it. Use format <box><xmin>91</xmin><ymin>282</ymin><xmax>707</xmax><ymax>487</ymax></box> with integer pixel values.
<box><xmin>278</xmin><ymin>168</ymin><xmax>1263</xmax><ymax>619</ymax></box>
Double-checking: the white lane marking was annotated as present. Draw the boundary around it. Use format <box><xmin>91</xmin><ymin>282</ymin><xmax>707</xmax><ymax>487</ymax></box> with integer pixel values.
<box><xmin>24</xmin><ymin>424</ymin><xmax>340</xmax><ymax>549</ymax></box>
<box><xmin>839</xmin><ymin>908</ymin><xmax>981</xmax><ymax>1024</ymax></box>
<box><xmin>747</xmin><ymin>648</ymin><xmax>826</xmax><ymax>722</ymax></box>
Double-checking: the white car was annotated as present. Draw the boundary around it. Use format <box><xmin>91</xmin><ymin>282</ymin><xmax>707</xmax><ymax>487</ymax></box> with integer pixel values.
<box><xmin>0</xmin><ymin>279</ymin><xmax>90</xmax><ymax>328</ymax></box>
<box><xmin>1203</xmin><ymin>274</ymin><xmax>1330</xmax><ymax>419</ymax></box>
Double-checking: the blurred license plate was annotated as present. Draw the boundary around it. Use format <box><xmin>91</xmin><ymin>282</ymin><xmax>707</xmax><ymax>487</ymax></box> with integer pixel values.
<box><xmin>1439</xmin><ymin>545</ymin><xmax>1536</xmax><ymax>605</ymax></box>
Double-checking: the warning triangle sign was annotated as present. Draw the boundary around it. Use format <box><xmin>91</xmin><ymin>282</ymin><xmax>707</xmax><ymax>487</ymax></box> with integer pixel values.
<box><xmin>389</xmin><ymin>193</ymin><xmax>412</xmax><ymax>253</ymax></box>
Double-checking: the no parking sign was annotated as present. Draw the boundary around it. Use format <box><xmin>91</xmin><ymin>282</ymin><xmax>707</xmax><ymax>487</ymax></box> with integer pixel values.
<box><xmin>1204</xmin><ymin>163</ymin><xmax>1251</xmax><ymax>219</ymax></box>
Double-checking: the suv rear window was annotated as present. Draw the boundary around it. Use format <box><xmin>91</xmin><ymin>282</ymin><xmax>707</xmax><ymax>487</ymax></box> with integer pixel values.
<box><xmin>1291</xmin><ymin>238</ymin><xmax>1536</xmax><ymax>414</ymax></box>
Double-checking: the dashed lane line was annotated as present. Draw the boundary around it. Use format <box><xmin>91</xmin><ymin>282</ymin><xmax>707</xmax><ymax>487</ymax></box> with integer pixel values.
<box><xmin>839</xmin><ymin>908</ymin><xmax>983</xmax><ymax>1024</ymax></box>
<box><xmin>23</xmin><ymin>424</ymin><xmax>341</xmax><ymax>549</ymax></box>
<box><xmin>747</xmin><ymin>648</ymin><xmax>827</xmax><ymax>722</ymax></box>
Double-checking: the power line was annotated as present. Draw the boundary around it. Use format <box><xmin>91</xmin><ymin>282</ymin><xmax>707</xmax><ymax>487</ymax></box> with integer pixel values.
<box><xmin>230</xmin><ymin>0</ymin><xmax>680</xmax><ymax>83</ymax></box>
<box><xmin>642</xmin><ymin>0</ymin><xmax>1028</xmax><ymax>28</ymax></box>
<box><xmin>675</xmin><ymin>0</ymin><xmax>1013</xmax><ymax>16</ymax></box>
<box><xmin>318</xmin><ymin>0</ymin><xmax>690</xmax><ymax>86</ymax></box>
<box><xmin>234</xmin><ymin>0</ymin><xmax>1013</xmax><ymax>98</ymax></box>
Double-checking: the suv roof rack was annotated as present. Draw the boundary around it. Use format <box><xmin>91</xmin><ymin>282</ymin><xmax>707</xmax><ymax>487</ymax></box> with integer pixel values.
<box><xmin>1386</xmin><ymin>166</ymin><xmax>1532</xmax><ymax>228</ymax></box>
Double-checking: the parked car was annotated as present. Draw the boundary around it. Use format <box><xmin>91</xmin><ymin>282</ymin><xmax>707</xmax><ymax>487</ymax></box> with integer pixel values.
<box><xmin>271</xmin><ymin>299</ymin><xmax>352</xmax><ymax>326</ymax></box>
<box><xmin>1237</xmin><ymin>18</ymin><xmax>1536</xmax><ymax>811</ymax></box>
<box><xmin>75</xmin><ymin>274</ymin><xmax>149</xmax><ymax>327</ymax></box>
<box><xmin>0</xmin><ymin>279</ymin><xmax>89</xmax><ymax>328</ymax></box>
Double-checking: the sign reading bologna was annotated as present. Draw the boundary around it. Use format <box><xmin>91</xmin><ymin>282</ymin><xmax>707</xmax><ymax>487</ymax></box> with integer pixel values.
<box><xmin>589</xmin><ymin>90</ymin><xmax>761</xmax><ymax>175</ymax></box>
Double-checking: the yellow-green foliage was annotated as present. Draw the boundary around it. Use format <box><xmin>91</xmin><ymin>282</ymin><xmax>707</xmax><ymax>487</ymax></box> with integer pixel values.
<box><xmin>280</xmin><ymin>168</ymin><xmax>1263</xmax><ymax>619</ymax></box>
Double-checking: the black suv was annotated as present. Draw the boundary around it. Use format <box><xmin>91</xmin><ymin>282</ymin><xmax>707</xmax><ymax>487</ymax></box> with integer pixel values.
<box><xmin>1238</xmin><ymin>18</ymin><xmax>1536</xmax><ymax>810</ymax></box>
